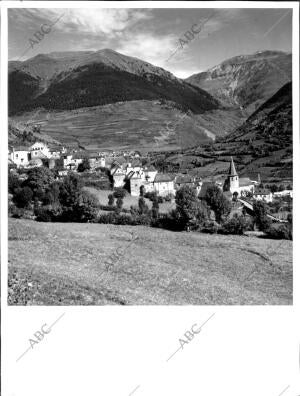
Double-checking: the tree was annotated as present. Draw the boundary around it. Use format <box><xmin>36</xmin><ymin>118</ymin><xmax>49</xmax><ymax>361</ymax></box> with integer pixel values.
<box><xmin>151</xmin><ymin>197</ymin><xmax>159</xmax><ymax>219</ymax></box>
<box><xmin>59</xmin><ymin>173</ymin><xmax>83</xmax><ymax>208</ymax></box>
<box><xmin>24</xmin><ymin>166</ymin><xmax>55</xmax><ymax>194</ymax></box>
<box><xmin>43</xmin><ymin>182</ymin><xmax>61</xmax><ymax>206</ymax></box>
<box><xmin>175</xmin><ymin>186</ymin><xmax>200</xmax><ymax>227</ymax></box>
<box><xmin>108</xmin><ymin>194</ymin><xmax>115</xmax><ymax>207</ymax></box>
<box><xmin>13</xmin><ymin>186</ymin><xmax>33</xmax><ymax>208</ymax></box>
<box><xmin>8</xmin><ymin>172</ymin><xmax>22</xmax><ymax>194</ymax></box>
<box><xmin>116</xmin><ymin>197</ymin><xmax>123</xmax><ymax>212</ymax></box>
<box><xmin>77</xmin><ymin>158</ymin><xmax>90</xmax><ymax>172</ymax></box>
<box><xmin>204</xmin><ymin>185</ymin><xmax>231</xmax><ymax>223</ymax></box>
<box><xmin>232</xmin><ymin>191</ymin><xmax>238</xmax><ymax>201</ymax></box>
<box><xmin>74</xmin><ymin>191</ymin><xmax>99</xmax><ymax>222</ymax></box>
<box><xmin>138</xmin><ymin>197</ymin><xmax>149</xmax><ymax>215</ymax></box>
<box><xmin>252</xmin><ymin>201</ymin><xmax>271</xmax><ymax>231</ymax></box>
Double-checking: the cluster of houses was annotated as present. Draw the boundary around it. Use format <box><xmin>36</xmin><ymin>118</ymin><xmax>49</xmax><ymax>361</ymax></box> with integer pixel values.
<box><xmin>8</xmin><ymin>142</ymin><xmax>292</xmax><ymax>202</ymax></box>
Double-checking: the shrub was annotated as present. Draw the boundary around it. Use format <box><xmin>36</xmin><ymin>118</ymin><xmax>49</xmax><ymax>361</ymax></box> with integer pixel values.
<box><xmin>265</xmin><ymin>223</ymin><xmax>292</xmax><ymax>240</ymax></box>
<box><xmin>220</xmin><ymin>214</ymin><xmax>247</xmax><ymax>235</ymax></box>
<box><xmin>98</xmin><ymin>212</ymin><xmax>151</xmax><ymax>226</ymax></box>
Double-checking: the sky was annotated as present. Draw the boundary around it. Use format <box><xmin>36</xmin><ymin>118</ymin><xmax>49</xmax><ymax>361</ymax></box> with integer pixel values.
<box><xmin>8</xmin><ymin>8</ymin><xmax>292</xmax><ymax>78</ymax></box>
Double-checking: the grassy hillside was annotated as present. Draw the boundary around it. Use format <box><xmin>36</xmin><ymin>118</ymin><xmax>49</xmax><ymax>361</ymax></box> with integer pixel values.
<box><xmin>8</xmin><ymin>219</ymin><xmax>292</xmax><ymax>305</ymax></box>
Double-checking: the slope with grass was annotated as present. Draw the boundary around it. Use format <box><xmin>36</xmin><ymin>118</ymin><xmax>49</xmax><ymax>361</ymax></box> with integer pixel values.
<box><xmin>8</xmin><ymin>219</ymin><xmax>292</xmax><ymax>305</ymax></box>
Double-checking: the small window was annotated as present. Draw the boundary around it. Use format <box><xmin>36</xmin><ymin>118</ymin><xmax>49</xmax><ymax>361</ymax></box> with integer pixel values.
<box><xmin>16</xmin><ymin>154</ymin><xmax>18</xmax><ymax>158</ymax></box>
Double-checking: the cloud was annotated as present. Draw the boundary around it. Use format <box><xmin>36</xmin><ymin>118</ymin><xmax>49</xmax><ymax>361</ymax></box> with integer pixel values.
<box><xmin>116</xmin><ymin>31</ymin><xmax>176</xmax><ymax>67</ymax></box>
<box><xmin>9</xmin><ymin>8</ymin><xmax>152</xmax><ymax>38</ymax></box>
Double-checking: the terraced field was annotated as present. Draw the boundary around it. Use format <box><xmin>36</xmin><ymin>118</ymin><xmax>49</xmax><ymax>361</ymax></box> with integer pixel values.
<box><xmin>11</xmin><ymin>100</ymin><xmax>210</xmax><ymax>151</ymax></box>
<box><xmin>10</xmin><ymin>100</ymin><xmax>244</xmax><ymax>151</ymax></box>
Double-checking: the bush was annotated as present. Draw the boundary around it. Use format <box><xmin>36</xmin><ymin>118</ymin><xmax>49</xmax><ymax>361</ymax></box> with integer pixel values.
<box><xmin>98</xmin><ymin>212</ymin><xmax>151</xmax><ymax>226</ymax></box>
<box><xmin>265</xmin><ymin>223</ymin><xmax>292</xmax><ymax>240</ymax></box>
<box><xmin>220</xmin><ymin>214</ymin><xmax>247</xmax><ymax>235</ymax></box>
<box><xmin>9</xmin><ymin>205</ymin><xmax>25</xmax><ymax>219</ymax></box>
<box><xmin>34</xmin><ymin>207</ymin><xmax>55</xmax><ymax>222</ymax></box>
<box><xmin>200</xmin><ymin>220</ymin><xmax>221</xmax><ymax>234</ymax></box>
<box><xmin>113</xmin><ymin>188</ymin><xmax>127</xmax><ymax>199</ymax></box>
<box><xmin>13</xmin><ymin>186</ymin><xmax>33</xmax><ymax>208</ymax></box>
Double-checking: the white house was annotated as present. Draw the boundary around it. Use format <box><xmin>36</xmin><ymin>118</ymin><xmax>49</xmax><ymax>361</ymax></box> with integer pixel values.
<box><xmin>253</xmin><ymin>188</ymin><xmax>273</xmax><ymax>203</ymax></box>
<box><xmin>273</xmin><ymin>190</ymin><xmax>293</xmax><ymax>198</ymax></box>
<box><xmin>10</xmin><ymin>146</ymin><xmax>31</xmax><ymax>167</ymax></box>
<box><xmin>30</xmin><ymin>142</ymin><xmax>51</xmax><ymax>158</ymax></box>
<box><xmin>153</xmin><ymin>174</ymin><xmax>176</xmax><ymax>197</ymax></box>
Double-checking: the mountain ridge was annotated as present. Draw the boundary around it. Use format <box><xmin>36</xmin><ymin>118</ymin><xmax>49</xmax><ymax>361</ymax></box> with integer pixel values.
<box><xmin>186</xmin><ymin>50</ymin><xmax>292</xmax><ymax>114</ymax></box>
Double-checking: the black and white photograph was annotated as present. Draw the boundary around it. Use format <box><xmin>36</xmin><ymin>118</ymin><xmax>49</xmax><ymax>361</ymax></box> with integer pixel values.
<box><xmin>6</xmin><ymin>5</ymin><xmax>295</xmax><ymax>306</ymax></box>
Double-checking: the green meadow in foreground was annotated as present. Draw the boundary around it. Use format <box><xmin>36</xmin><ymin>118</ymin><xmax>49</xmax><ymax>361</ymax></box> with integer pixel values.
<box><xmin>8</xmin><ymin>218</ymin><xmax>292</xmax><ymax>305</ymax></box>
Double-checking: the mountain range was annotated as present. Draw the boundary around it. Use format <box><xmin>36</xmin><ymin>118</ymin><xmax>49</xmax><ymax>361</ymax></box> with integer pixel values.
<box><xmin>9</xmin><ymin>49</ymin><xmax>292</xmax><ymax>154</ymax></box>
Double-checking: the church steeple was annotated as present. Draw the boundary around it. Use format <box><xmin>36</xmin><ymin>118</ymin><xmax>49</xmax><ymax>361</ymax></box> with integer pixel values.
<box><xmin>228</xmin><ymin>156</ymin><xmax>237</xmax><ymax>176</ymax></box>
<box><xmin>223</xmin><ymin>156</ymin><xmax>239</xmax><ymax>194</ymax></box>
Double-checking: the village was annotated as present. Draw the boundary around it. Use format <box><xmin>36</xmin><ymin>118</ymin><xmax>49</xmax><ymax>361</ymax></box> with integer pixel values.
<box><xmin>8</xmin><ymin>140</ymin><xmax>293</xmax><ymax>206</ymax></box>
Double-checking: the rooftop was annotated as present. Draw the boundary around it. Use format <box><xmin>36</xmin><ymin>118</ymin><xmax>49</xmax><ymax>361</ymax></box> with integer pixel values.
<box><xmin>154</xmin><ymin>173</ymin><xmax>175</xmax><ymax>183</ymax></box>
<box><xmin>254</xmin><ymin>188</ymin><xmax>271</xmax><ymax>195</ymax></box>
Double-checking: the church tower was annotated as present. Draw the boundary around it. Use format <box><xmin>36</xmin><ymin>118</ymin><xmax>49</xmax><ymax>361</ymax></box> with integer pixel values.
<box><xmin>223</xmin><ymin>156</ymin><xmax>239</xmax><ymax>194</ymax></box>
